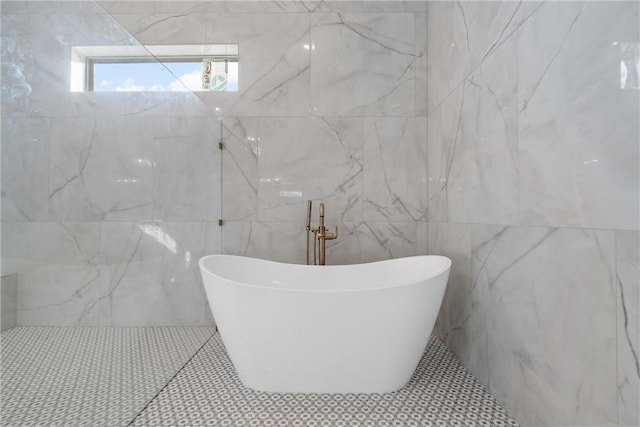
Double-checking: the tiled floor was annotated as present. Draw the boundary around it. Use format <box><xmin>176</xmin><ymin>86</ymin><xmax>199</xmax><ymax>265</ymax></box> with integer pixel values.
<box><xmin>1</xmin><ymin>328</ymin><xmax>520</xmax><ymax>427</ymax></box>
<box><xmin>0</xmin><ymin>327</ymin><xmax>213</xmax><ymax>426</ymax></box>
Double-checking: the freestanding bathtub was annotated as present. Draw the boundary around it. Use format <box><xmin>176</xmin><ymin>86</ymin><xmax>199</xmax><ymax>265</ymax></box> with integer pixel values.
<box><xmin>198</xmin><ymin>255</ymin><xmax>451</xmax><ymax>394</ymax></box>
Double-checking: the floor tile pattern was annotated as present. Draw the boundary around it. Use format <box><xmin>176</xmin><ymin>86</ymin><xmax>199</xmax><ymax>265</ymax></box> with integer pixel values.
<box><xmin>133</xmin><ymin>333</ymin><xmax>520</xmax><ymax>427</ymax></box>
<box><xmin>1</xmin><ymin>327</ymin><xmax>213</xmax><ymax>426</ymax></box>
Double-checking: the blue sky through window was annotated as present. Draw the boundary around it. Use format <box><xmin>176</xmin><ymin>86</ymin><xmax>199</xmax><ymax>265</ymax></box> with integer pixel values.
<box><xmin>94</xmin><ymin>61</ymin><xmax>238</xmax><ymax>92</ymax></box>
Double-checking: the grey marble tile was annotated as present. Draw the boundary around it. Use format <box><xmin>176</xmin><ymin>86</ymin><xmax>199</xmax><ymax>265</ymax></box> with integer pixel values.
<box><xmin>1</xmin><ymin>1</ymin><xmax>29</xmax><ymax>15</ymax></box>
<box><xmin>416</xmin><ymin>12</ymin><xmax>428</xmax><ymax>116</ymax></box>
<box><xmin>617</xmin><ymin>230</ymin><xmax>640</xmax><ymax>426</ymax></box>
<box><xmin>98</xmin><ymin>1</ymin><xmax>158</xmax><ymax>14</ymax></box>
<box><xmin>364</xmin><ymin>1</ymin><xmax>426</xmax><ymax>13</ymax></box>
<box><xmin>222</xmin><ymin>220</ymin><xmax>416</xmax><ymax>266</ymax></box>
<box><xmin>427</xmin><ymin>0</ymin><xmax>542</xmax><ymax>113</ymax></box>
<box><xmin>100</xmin><ymin>221</ymin><xmax>210</xmax><ymax>326</ymax></box>
<box><xmin>153</xmin><ymin>115</ymin><xmax>218</xmax><ymax>221</ymax></box>
<box><xmin>433</xmin><ymin>223</ymin><xmax>620</xmax><ymax>426</ymax></box>
<box><xmin>363</xmin><ymin>117</ymin><xmax>427</xmax><ymax>222</ymax></box>
<box><xmin>1</xmin><ymin>274</ymin><xmax>18</xmax><ymax>331</ymax></box>
<box><xmin>205</xmin><ymin>221</ymin><xmax>222</xmax><ymax>255</ymax></box>
<box><xmin>0</xmin><ymin>13</ymin><xmax>30</xmax><ymax>36</ymax></box>
<box><xmin>49</xmin><ymin>115</ymin><xmax>154</xmax><ymax>221</ymax></box>
<box><xmin>305</xmin><ymin>1</ymin><xmax>365</xmax><ymax>13</ymax></box>
<box><xmin>428</xmin><ymin>37</ymin><xmax>519</xmax><ymax>225</ymax></box>
<box><xmin>159</xmin><ymin>1</ymin><xmax>324</xmax><ymax>14</ymax></box>
<box><xmin>310</xmin><ymin>12</ymin><xmax>416</xmax><ymax>116</ymax></box>
<box><xmin>518</xmin><ymin>1</ymin><xmax>640</xmax><ymax>230</ymax></box>
<box><xmin>102</xmin><ymin>1</ymin><xmax>230</xmax><ymax>15</ymax></box>
<box><xmin>0</xmin><ymin>33</ymin><xmax>35</xmax><ymax>118</ymax></box>
<box><xmin>108</xmin><ymin>12</ymin><xmax>206</xmax><ymax>45</ymax></box>
<box><xmin>258</xmin><ymin>117</ymin><xmax>363</xmax><ymax>222</ymax></box>
<box><xmin>32</xmin><ymin>10</ymin><xmax>136</xmax><ymax>44</ymax></box>
<box><xmin>221</xmin><ymin>117</ymin><xmax>259</xmax><ymax>221</ymax></box>
<box><xmin>1</xmin><ymin>10</ymin><xmax>137</xmax><ymax>118</ymax></box>
<box><xmin>222</xmin><ymin>221</ymin><xmax>307</xmax><ymax>265</ymax></box>
<box><xmin>427</xmin><ymin>222</ymin><xmax>477</xmax><ymax>375</ymax></box>
<box><xmin>73</xmin><ymin>91</ymin><xmax>210</xmax><ymax>119</ymax></box>
<box><xmin>26</xmin><ymin>1</ymin><xmax>107</xmax><ymax>15</ymax></box>
<box><xmin>470</xmin><ymin>225</ymin><xmax>617</xmax><ymax>427</ymax></box>
<box><xmin>416</xmin><ymin>222</ymin><xmax>428</xmax><ymax>256</ymax></box>
<box><xmin>325</xmin><ymin>221</ymin><xmax>417</xmax><ymax>265</ymax></box>
<box><xmin>2</xmin><ymin>221</ymin><xmax>102</xmax><ymax>326</ymax></box>
<box><xmin>197</xmin><ymin>13</ymin><xmax>310</xmax><ymax>117</ymax></box>
<box><xmin>1</xmin><ymin>117</ymin><xmax>51</xmax><ymax>221</ymax></box>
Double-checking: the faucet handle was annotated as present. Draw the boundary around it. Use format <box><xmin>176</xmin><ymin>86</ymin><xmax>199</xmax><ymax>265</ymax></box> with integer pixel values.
<box><xmin>325</xmin><ymin>226</ymin><xmax>338</xmax><ymax>240</ymax></box>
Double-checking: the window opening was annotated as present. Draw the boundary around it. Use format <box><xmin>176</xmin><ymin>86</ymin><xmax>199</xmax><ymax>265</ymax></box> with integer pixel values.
<box><xmin>71</xmin><ymin>44</ymin><xmax>238</xmax><ymax>92</ymax></box>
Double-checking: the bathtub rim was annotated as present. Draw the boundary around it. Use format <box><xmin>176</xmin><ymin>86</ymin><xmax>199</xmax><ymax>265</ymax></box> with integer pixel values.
<box><xmin>199</xmin><ymin>254</ymin><xmax>452</xmax><ymax>294</ymax></box>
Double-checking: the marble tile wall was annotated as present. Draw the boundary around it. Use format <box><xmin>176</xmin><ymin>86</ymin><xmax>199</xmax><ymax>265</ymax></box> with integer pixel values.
<box><xmin>1</xmin><ymin>1</ymin><xmax>218</xmax><ymax>326</ymax></box>
<box><xmin>1</xmin><ymin>1</ymin><xmax>429</xmax><ymax>325</ymax></box>
<box><xmin>428</xmin><ymin>1</ymin><xmax>639</xmax><ymax>426</ymax></box>
<box><xmin>1</xmin><ymin>273</ymin><xmax>18</xmax><ymax>331</ymax></box>
<box><xmin>98</xmin><ymin>1</ymin><xmax>430</xmax><ymax>266</ymax></box>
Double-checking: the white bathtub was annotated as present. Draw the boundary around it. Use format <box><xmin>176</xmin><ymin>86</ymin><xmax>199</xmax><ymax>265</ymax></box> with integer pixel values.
<box><xmin>199</xmin><ymin>255</ymin><xmax>451</xmax><ymax>394</ymax></box>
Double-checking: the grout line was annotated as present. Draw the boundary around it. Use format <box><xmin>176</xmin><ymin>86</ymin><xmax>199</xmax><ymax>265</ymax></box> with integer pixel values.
<box><xmin>126</xmin><ymin>330</ymin><xmax>217</xmax><ymax>426</ymax></box>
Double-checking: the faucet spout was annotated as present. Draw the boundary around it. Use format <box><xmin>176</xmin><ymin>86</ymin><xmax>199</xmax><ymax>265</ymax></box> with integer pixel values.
<box><xmin>305</xmin><ymin>201</ymin><xmax>338</xmax><ymax>266</ymax></box>
<box><xmin>317</xmin><ymin>202</ymin><xmax>337</xmax><ymax>266</ymax></box>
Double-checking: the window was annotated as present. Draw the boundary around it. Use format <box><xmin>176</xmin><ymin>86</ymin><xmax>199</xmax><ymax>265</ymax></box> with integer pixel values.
<box><xmin>71</xmin><ymin>44</ymin><xmax>238</xmax><ymax>92</ymax></box>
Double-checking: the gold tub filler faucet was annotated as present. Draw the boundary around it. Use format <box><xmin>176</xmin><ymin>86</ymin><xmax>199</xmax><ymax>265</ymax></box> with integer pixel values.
<box><xmin>306</xmin><ymin>200</ymin><xmax>338</xmax><ymax>265</ymax></box>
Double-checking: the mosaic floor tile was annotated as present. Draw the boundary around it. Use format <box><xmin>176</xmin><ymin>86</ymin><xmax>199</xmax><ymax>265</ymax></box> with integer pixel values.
<box><xmin>1</xmin><ymin>327</ymin><xmax>213</xmax><ymax>427</ymax></box>
<box><xmin>132</xmin><ymin>333</ymin><xmax>520</xmax><ymax>427</ymax></box>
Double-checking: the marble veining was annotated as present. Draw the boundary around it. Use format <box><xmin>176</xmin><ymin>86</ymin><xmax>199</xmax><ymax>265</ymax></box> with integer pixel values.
<box><xmin>427</xmin><ymin>0</ymin><xmax>543</xmax><ymax>113</ymax></box>
<box><xmin>221</xmin><ymin>118</ymin><xmax>259</xmax><ymax>222</ymax></box>
<box><xmin>433</xmin><ymin>224</ymin><xmax>618</xmax><ymax>426</ymax></box>
<box><xmin>222</xmin><ymin>221</ymin><xmax>307</xmax><ymax>265</ymax></box>
<box><xmin>48</xmin><ymin>115</ymin><xmax>155</xmax><ymax>221</ymax></box>
<box><xmin>99</xmin><ymin>221</ymin><xmax>210</xmax><ymax>326</ymax></box>
<box><xmin>258</xmin><ymin>117</ymin><xmax>363</xmax><ymax>222</ymax></box>
<box><xmin>200</xmin><ymin>12</ymin><xmax>311</xmax><ymax>116</ymax></box>
<box><xmin>2</xmin><ymin>221</ymin><xmax>102</xmax><ymax>326</ymax></box>
<box><xmin>518</xmin><ymin>1</ymin><xmax>639</xmax><ymax>230</ymax></box>
<box><xmin>364</xmin><ymin>117</ymin><xmax>427</xmax><ymax>222</ymax></box>
<box><xmin>326</xmin><ymin>221</ymin><xmax>417</xmax><ymax>265</ymax></box>
<box><xmin>311</xmin><ymin>12</ymin><xmax>416</xmax><ymax>116</ymax></box>
<box><xmin>428</xmin><ymin>36</ymin><xmax>518</xmax><ymax>225</ymax></box>
<box><xmin>616</xmin><ymin>231</ymin><xmax>640</xmax><ymax>426</ymax></box>
<box><xmin>107</xmin><ymin>13</ymin><xmax>206</xmax><ymax>45</ymax></box>
<box><xmin>429</xmin><ymin>2</ymin><xmax>639</xmax><ymax>425</ymax></box>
